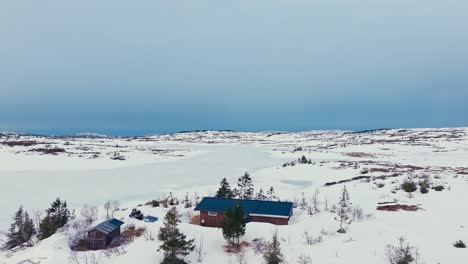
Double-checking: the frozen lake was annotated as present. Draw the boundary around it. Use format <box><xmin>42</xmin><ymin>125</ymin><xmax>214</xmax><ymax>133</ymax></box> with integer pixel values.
<box><xmin>0</xmin><ymin>143</ymin><xmax>283</xmax><ymax>231</ymax></box>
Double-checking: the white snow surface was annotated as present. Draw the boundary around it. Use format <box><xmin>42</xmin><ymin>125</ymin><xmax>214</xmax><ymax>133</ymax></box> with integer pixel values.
<box><xmin>0</xmin><ymin>128</ymin><xmax>467</xmax><ymax>263</ymax></box>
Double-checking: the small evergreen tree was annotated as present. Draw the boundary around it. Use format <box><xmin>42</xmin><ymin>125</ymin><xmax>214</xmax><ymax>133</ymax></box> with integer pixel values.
<box><xmin>385</xmin><ymin>237</ymin><xmax>419</xmax><ymax>264</ymax></box>
<box><xmin>4</xmin><ymin>206</ymin><xmax>36</xmax><ymax>249</ymax></box>
<box><xmin>263</xmin><ymin>231</ymin><xmax>284</xmax><ymax>264</ymax></box>
<box><xmin>222</xmin><ymin>203</ymin><xmax>246</xmax><ymax>248</ymax></box>
<box><xmin>215</xmin><ymin>178</ymin><xmax>234</xmax><ymax>198</ymax></box>
<box><xmin>158</xmin><ymin>207</ymin><xmax>194</xmax><ymax>263</ymax></box>
<box><xmin>237</xmin><ymin>172</ymin><xmax>254</xmax><ymax>200</ymax></box>
<box><xmin>298</xmin><ymin>155</ymin><xmax>309</xmax><ymax>164</ymax></box>
<box><xmin>266</xmin><ymin>187</ymin><xmax>277</xmax><ymax>201</ymax></box>
<box><xmin>256</xmin><ymin>188</ymin><xmax>267</xmax><ymax>200</ymax></box>
<box><xmin>39</xmin><ymin>198</ymin><xmax>70</xmax><ymax>239</ymax></box>
<box><xmin>336</xmin><ymin>185</ymin><xmax>351</xmax><ymax>233</ymax></box>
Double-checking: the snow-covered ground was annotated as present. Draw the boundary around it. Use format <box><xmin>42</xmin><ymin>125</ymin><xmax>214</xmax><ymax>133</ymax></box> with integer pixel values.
<box><xmin>1</xmin><ymin>128</ymin><xmax>467</xmax><ymax>263</ymax></box>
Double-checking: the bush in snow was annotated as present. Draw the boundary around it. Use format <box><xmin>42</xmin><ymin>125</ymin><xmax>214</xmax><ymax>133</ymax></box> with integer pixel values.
<box><xmin>432</xmin><ymin>185</ymin><xmax>445</xmax><ymax>191</ymax></box>
<box><xmin>298</xmin><ymin>155</ymin><xmax>311</xmax><ymax>164</ymax></box>
<box><xmin>263</xmin><ymin>231</ymin><xmax>284</xmax><ymax>264</ymax></box>
<box><xmin>252</xmin><ymin>238</ymin><xmax>268</xmax><ymax>254</ymax></box>
<box><xmin>453</xmin><ymin>240</ymin><xmax>466</xmax><ymax>248</ymax></box>
<box><xmin>401</xmin><ymin>178</ymin><xmax>417</xmax><ymax>194</ymax></box>
<box><xmin>4</xmin><ymin>206</ymin><xmax>36</xmax><ymax>249</ymax></box>
<box><xmin>350</xmin><ymin>205</ymin><xmax>365</xmax><ymax>222</ymax></box>
<box><xmin>67</xmin><ymin>218</ymin><xmax>92</xmax><ymax>249</ymax></box>
<box><xmin>80</xmin><ymin>204</ymin><xmax>98</xmax><ymax>225</ymax></box>
<box><xmin>304</xmin><ymin>231</ymin><xmax>323</xmax><ymax>245</ymax></box>
<box><xmin>146</xmin><ymin>199</ymin><xmax>160</xmax><ymax>207</ymax></box>
<box><xmin>297</xmin><ymin>255</ymin><xmax>313</xmax><ymax>264</ymax></box>
<box><xmin>385</xmin><ymin>237</ymin><xmax>421</xmax><ymax>264</ymax></box>
<box><xmin>376</xmin><ymin>182</ymin><xmax>386</xmax><ymax>188</ymax></box>
<box><xmin>418</xmin><ymin>175</ymin><xmax>431</xmax><ymax>194</ymax></box>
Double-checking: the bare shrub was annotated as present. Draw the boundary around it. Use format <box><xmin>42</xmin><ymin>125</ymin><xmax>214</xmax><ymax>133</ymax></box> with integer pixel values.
<box><xmin>67</xmin><ymin>218</ymin><xmax>91</xmax><ymax>249</ymax></box>
<box><xmin>304</xmin><ymin>232</ymin><xmax>323</xmax><ymax>245</ymax></box>
<box><xmin>297</xmin><ymin>254</ymin><xmax>313</xmax><ymax>264</ymax></box>
<box><xmin>70</xmin><ymin>251</ymin><xmax>103</xmax><ymax>264</ymax></box>
<box><xmin>80</xmin><ymin>205</ymin><xmax>98</xmax><ymax>225</ymax></box>
<box><xmin>350</xmin><ymin>205</ymin><xmax>372</xmax><ymax>222</ymax></box>
<box><xmin>252</xmin><ymin>238</ymin><xmax>268</xmax><ymax>253</ymax></box>
<box><xmin>236</xmin><ymin>252</ymin><xmax>247</xmax><ymax>264</ymax></box>
<box><xmin>110</xmin><ymin>201</ymin><xmax>119</xmax><ymax>218</ymax></box>
<box><xmin>104</xmin><ymin>201</ymin><xmax>111</xmax><ymax>219</ymax></box>
<box><xmin>194</xmin><ymin>234</ymin><xmax>204</xmax><ymax>262</ymax></box>
<box><xmin>143</xmin><ymin>229</ymin><xmax>155</xmax><ymax>241</ymax></box>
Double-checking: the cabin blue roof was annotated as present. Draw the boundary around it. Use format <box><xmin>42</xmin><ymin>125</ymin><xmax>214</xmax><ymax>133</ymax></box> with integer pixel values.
<box><xmin>194</xmin><ymin>197</ymin><xmax>293</xmax><ymax>217</ymax></box>
<box><xmin>92</xmin><ymin>218</ymin><xmax>124</xmax><ymax>235</ymax></box>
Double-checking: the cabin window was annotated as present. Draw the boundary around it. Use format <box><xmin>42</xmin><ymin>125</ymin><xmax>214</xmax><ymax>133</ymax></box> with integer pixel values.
<box><xmin>207</xmin><ymin>211</ymin><xmax>217</xmax><ymax>216</ymax></box>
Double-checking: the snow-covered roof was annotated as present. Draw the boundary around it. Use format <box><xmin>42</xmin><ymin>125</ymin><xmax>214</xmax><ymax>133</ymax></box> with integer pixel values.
<box><xmin>90</xmin><ymin>218</ymin><xmax>124</xmax><ymax>235</ymax></box>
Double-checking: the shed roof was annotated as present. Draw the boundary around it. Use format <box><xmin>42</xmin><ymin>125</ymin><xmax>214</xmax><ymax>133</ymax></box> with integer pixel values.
<box><xmin>194</xmin><ymin>197</ymin><xmax>293</xmax><ymax>217</ymax></box>
<box><xmin>91</xmin><ymin>218</ymin><xmax>124</xmax><ymax>235</ymax></box>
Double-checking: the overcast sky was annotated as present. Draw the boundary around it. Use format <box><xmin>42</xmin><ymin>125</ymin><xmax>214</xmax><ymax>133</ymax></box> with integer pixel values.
<box><xmin>1</xmin><ymin>0</ymin><xmax>467</xmax><ymax>135</ymax></box>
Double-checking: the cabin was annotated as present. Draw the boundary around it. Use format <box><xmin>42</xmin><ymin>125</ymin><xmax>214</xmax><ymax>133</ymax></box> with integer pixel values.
<box><xmin>194</xmin><ymin>197</ymin><xmax>293</xmax><ymax>227</ymax></box>
<box><xmin>87</xmin><ymin>218</ymin><xmax>124</xmax><ymax>250</ymax></box>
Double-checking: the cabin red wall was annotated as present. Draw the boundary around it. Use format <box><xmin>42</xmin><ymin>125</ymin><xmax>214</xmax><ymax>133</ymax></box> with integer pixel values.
<box><xmin>199</xmin><ymin>211</ymin><xmax>289</xmax><ymax>227</ymax></box>
<box><xmin>200</xmin><ymin>211</ymin><xmax>226</xmax><ymax>227</ymax></box>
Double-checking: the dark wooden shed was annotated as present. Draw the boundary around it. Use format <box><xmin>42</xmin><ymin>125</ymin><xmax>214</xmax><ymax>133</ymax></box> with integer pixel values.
<box><xmin>194</xmin><ymin>197</ymin><xmax>293</xmax><ymax>227</ymax></box>
<box><xmin>88</xmin><ymin>218</ymin><xmax>124</xmax><ymax>250</ymax></box>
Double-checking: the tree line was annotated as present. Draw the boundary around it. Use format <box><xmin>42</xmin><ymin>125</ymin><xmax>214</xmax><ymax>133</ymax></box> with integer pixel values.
<box><xmin>215</xmin><ymin>172</ymin><xmax>277</xmax><ymax>201</ymax></box>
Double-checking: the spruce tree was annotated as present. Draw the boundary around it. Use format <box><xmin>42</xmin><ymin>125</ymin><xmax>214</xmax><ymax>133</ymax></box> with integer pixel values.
<box><xmin>256</xmin><ymin>188</ymin><xmax>267</xmax><ymax>200</ymax></box>
<box><xmin>237</xmin><ymin>172</ymin><xmax>254</xmax><ymax>200</ymax></box>
<box><xmin>263</xmin><ymin>231</ymin><xmax>284</xmax><ymax>264</ymax></box>
<box><xmin>222</xmin><ymin>203</ymin><xmax>246</xmax><ymax>248</ymax></box>
<box><xmin>158</xmin><ymin>207</ymin><xmax>194</xmax><ymax>263</ymax></box>
<box><xmin>266</xmin><ymin>187</ymin><xmax>277</xmax><ymax>201</ymax></box>
<box><xmin>336</xmin><ymin>185</ymin><xmax>351</xmax><ymax>233</ymax></box>
<box><xmin>39</xmin><ymin>197</ymin><xmax>70</xmax><ymax>239</ymax></box>
<box><xmin>215</xmin><ymin>178</ymin><xmax>234</xmax><ymax>198</ymax></box>
<box><xmin>4</xmin><ymin>206</ymin><xmax>36</xmax><ymax>249</ymax></box>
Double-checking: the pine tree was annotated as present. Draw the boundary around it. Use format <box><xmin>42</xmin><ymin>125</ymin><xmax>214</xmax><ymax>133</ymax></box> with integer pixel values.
<box><xmin>222</xmin><ymin>203</ymin><xmax>246</xmax><ymax>248</ymax></box>
<box><xmin>299</xmin><ymin>155</ymin><xmax>309</xmax><ymax>164</ymax></box>
<box><xmin>39</xmin><ymin>197</ymin><xmax>70</xmax><ymax>239</ymax></box>
<box><xmin>256</xmin><ymin>188</ymin><xmax>267</xmax><ymax>200</ymax></box>
<box><xmin>263</xmin><ymin>231</ymin><xmax>284</xmax><ymax>264</ymax></box>
<box><xmin>215</xmin><ymin>178</ymin><xmax>234</xmax><ymax>198</ymax></box>
<box><xmin>336</xmin><ymin>185</ymin><xmax>351</xmax><ymax>233</ymax></box>
<box><xmin>237</xmin><ymin>172</ymin><xmax>254</xmax><ymax>200</ymax></box>
<box><xmin>5</xmin><ymin>206</ymin><xmax>36</xmax><ymax>249</ymax></box>
<box><xmin>158</xmin><ymin>207</ymin><xmax>194</xmax><ymax>263</ymax></box>
<box><xmin>266</xmin><ymin>187</ymin><xmax>277</xmax><ymax>201</ymax></box>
